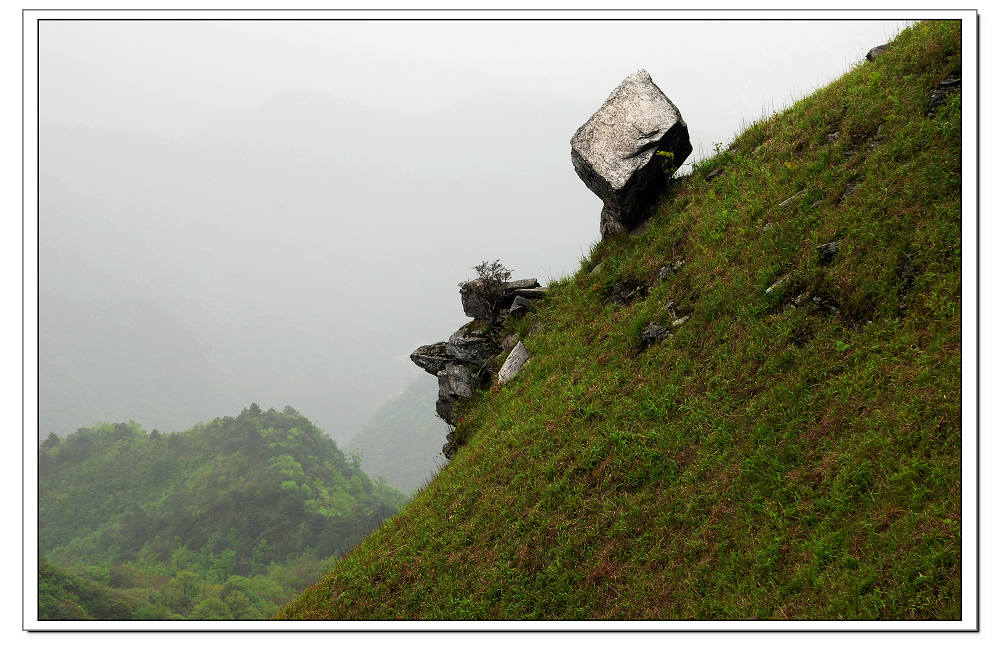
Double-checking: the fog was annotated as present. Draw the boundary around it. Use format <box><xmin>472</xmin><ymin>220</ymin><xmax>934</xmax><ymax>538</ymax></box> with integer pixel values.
<box><xmin>38</xmin><ymin>18</ymin><xmax>911</xmax><ymax>442</ymax></box>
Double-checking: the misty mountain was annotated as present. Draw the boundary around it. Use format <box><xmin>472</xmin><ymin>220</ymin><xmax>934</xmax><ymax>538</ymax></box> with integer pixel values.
<box><xmin>346</xmin><ymin>376</ymin><xmax>448</xmax><ymax>495</ymax></box>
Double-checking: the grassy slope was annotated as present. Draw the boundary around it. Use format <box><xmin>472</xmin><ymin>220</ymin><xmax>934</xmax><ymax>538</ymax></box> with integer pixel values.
<box><xmin>280</xmin><ymin>21</ymin><xmax>962</xmax><ymax>620</ymax></box>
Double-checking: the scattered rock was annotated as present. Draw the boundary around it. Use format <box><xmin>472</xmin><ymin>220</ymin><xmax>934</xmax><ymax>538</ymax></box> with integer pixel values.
<box><xmin>826</xmin><ymin>132</ymin><xmax>840</xmax><ymax>144</ymax></box>
<box><xmin>410</xmin><ymin>341</ymin><xmax>451</xmax><ymax>375</ymax></box>
<box><xmin>791</xmin><ymin>293</ymin><xmax>808</xmax><ymax>307</ymax></box>
<box><xmin>762</xmin><ymin>222</ymin><xmax>775</xmax><ymax>232</ymax></box>
<box><xmin>810</xmin><ymin>199</ymin><xmax>824</xmax><ymax>209</ymax></box>
<box><xmin>590</xmin><ymin>262</ymin><xmax>604</xmax><ymax>276</ymax></box>
<box><xmin>866</xmin><ymin>43</ymin><xmax>889</xmax><ymax>61</ymax></box>
<box><xmin>446</xmin><ymin>320</ymin><xmax>500</xmax><ymax>366</ymax></box>
<box><xmin>608</xmin><ymin>280</ymin><xmax>646</xmax><ymax>305</ymax></box>
<box><xmin>810</xmin><ymin>294</ymin><xmax>840</xmax><ymax>316</ymax></box>
<box><xmin>765</xmin><ymin>274</ymin><xmax>790</xmax><ymax>295</ymax></box>
<box><xmin>498</xmin><ymin>341</ymin><xmax>530</xmax><ymax>385</ymax></box>
<box><xmin>927</xmin><ymin>78</ymin><xmax>960</xmax><ymax>116</ymax></box>
<box><xmin>817</xmin><ymin>240</ymin><xmax>841</xmax><ymax>265</ymax></box>
<box><xmin>867</xmin><ymin>124</ymin><xmax>884</xmax><ymax>151</ymax></box>
<box><xmin>639</xmin><ymin>322</ymin><xmax>671</xmax><ymax>350</ymax></box>
<box><xmin>657</xmin><ymin>259</ymin><xmax>685</xmax><ymax>282</ymax></box>
<box><xmin>664</xmin><ymin>300</ymin><xmax>680</xmax><ymax>320</ymax></box>
<box><xmin>838</xmin><ymin>182</ymin><xmax>858</xmax><ymax>203</ymax></box>
<box><xmin>778</xmin><ymin>189</ymin><xmax>807</xmax><ymax>208</ymax></box>
<box><xmin>571</xmin><ymin>69</ymin><xmax>693</xmax><ymax>237</ymax></box>
<box><xmin>671</xmin><ymin>315</ymin><xmax>690</xmax><ymax>328</ymax></box>
<box><xmin>705</xmin><ymin>167</ymin><xmax>723</xmax><ymax>181</ymax></box>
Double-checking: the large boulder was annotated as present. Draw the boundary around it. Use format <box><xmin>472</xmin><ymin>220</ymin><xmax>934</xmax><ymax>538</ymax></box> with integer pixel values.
<box><xmin>571</xmin><ymin>69</ymin><xmax>692</xmax><ymax>237</ymax></box>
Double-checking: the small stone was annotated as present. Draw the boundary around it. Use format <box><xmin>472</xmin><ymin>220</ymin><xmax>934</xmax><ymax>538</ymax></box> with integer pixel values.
<box><xmin>671</xmin><ymin>315</ymin><xmax>690</xmax><ymax>328</ymax></box>
<box><xmin>826</xmin><ymin>132</ymin><xmax>840</xmax><ymax>144</ymax></box>
<box><xmin>657</xmin><ymin>266</ymin><xmax>672</xmax><ymax>282</ymax></box>
<box><xmin>810</xmin><ymin>199</ymin><xmax>824</xmax><ymax>209</ymax></box>
<box><xmin>498</xmin><ymin>341</ymin><xmax>530</xmax><ymax>385</ymax></box>
<box><xmin>664</xmin><ymin>301</ymin><xmax>679</xmax><ymax>320</ymax></box>
<box><xmin>778</xmin><ymin>189</ymin><xmax>807</xmax><ymax>208</ymax></box>
<box><xmin>817</xmin><ymin>240</ymin><xmax>841</xmax><ymax>265</ymax></box>
<box><xmin>762</xmin><ymin>222</ymin><xmax>775</xmax><ymax>232</ymax></box>
<box><xmin>705</xmin><ymin>167</ymin><xmax>723</xmax><ymax>181</ymax></box>
<box><xmin>765</xmin><ymin>275</ymin><xmax>789</xmax><ymax>295</ymax></box>
<box><xmin>590</xmin><ymin>262</ymin><xmax>604</xmax><ymax>276</ymax></box>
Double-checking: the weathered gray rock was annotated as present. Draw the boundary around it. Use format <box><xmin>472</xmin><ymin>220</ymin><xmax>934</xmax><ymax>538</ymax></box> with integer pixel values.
<box><xmin>866</xmin><ymin>43</ymin><xmax>888</xmax><ymax>61</ymax></box>
<box><xmin>657</xmin><ymin>259</ymin><xmax>685</xmax><ymax>282</ymax></box>
<box><xmin>410</xmin><ymin>341</ymin><xmax>451</xmax><ymax>376</ymax></box>
<box><xmin>509</xmin><ymin>295</ymin><xmax>538</xmax><ymax>319</ymax></box>
<box><xmin>927</xmin><ymin>78</ymin><xmax>960</xmax><ymax>115</ymax></box>
<box><xmin>765</xmin><ymin>275</ymin><xmax>789</xmax><ymax>295</ymax></box>
<box><xmin>571</xmin><ymin>69</ymin><xmax>692</xmax><ymax>237</ymax></box>
<box><xmin>640</xmin><ymin>322</ymin><xmax>671</xmax><ymax>350</ymax></box>
<box><xmin>446</xmin><ymin>320</ymin><xmax>499</xmax><ymax>366</ymax></box>
<box><xmin>671</xmin><ymin>315</ymin><xmax>690</xmax><ymax>328</ymax></box>
<box><xmin>817</xmin><ymin>240</ymin><xmax>841</xmax><ymax>265</ymax></box>
<box><xmin>498</xmin><ymin>341</ymin><xmax>529</xmax><ymax>385</ymax></box>
<box><xmin>435</xmin><ymin>363</ymin><xmax>488</xmax><ymax>426</ymax></box>
<box><xmin>778</xmin><ymin>189</ymin><xmax>807</xmax><ymax>208</ymax></box>
<box><xmin>705</xmin><ymin>167</ymin><xmax>723</xmax><ymax>181</ymax></box>
<box><xmin>459</xmin><ymin>277</ymin><xmax>541</xmax><ymax>321</ymax></box>
<box><xmin>514</xmin><ymin>287</ymin><xmax>548</xmax><ymax>300</ymax></box>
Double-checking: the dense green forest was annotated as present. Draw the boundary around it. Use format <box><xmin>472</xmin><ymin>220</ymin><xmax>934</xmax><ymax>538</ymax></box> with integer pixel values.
<box><xmin>38</xmin><ymin>404</ymin><xmax>407</xmax><ymax>620</ymax></box>
<box><xmin>282</xmin><ymin>21</ymin><xmax>963</xmax><ymax>619</ymax></box>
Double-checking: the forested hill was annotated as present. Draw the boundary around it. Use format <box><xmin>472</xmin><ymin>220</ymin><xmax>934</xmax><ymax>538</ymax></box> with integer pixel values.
<box><xmin>280</xmin><ymin>21</ymin><xmax>962</xmax><ymax>620</ymax></box>
<box><xmin>38</xmin><ymin>404</ymin><xmax>406</xmax><ymax>620</ymax></box>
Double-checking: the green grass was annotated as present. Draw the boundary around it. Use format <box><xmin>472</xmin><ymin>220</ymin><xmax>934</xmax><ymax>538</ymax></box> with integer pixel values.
<box><xmin>279</xmin><ymin>20</ymin><xmax>962</xmax><ymax>620</ymax></box>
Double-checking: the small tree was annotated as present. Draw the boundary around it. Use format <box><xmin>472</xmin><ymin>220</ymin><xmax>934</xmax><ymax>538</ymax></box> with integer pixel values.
<box><xmin>461</xmin><ymin>259</ymin><xmax>513</xmax><ymax>324</ymax></box>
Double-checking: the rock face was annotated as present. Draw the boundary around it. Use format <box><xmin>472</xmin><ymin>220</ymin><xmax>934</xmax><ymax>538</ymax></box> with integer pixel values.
<box><xmin>412</xmin><ymin>275</ymin><xmax>548</xmax><ymax>449</ymax></box>
<box><xmin>571</xmin><ymin>69</ymin><xmax>692</xmax><ymax>238</ymax></box>
<box><xmin>447</xmin><ymin>320</ymin><xmax>500</xmax><ymax>366</ymax></box>
<box><xmin>410</xmin><ymin>342</ymin><xmax>451</xmax><ymax>375</ymax></box>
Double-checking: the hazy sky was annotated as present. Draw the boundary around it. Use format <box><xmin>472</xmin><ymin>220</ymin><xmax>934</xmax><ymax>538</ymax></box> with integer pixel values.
<box><xmin>38</xmin><ymin>17</ymin><xmax>913</xmax><ymax>440</ymax></box>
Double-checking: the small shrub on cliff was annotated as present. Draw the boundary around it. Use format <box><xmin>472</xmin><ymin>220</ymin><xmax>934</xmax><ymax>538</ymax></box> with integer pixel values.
<box><xmin>462</xmin><ymin>259</ymin><xmax>513</xmax><ymax>324</ymax></box>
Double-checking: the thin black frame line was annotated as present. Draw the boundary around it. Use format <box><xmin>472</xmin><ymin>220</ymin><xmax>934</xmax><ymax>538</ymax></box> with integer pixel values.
<box><xmin>26</xmin><ymin>12</ymin><xmax>978</xmax><ymax>633</ymax></box>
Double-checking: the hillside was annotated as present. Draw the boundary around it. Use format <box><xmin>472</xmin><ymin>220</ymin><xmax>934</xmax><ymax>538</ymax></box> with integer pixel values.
<box><xmin>346</xmin><ymin>377</ymin><xmax>448</xmax><ymax>495</ymax></box>
<box><xmin>39</xmin><ymin>405</ymin><xmax>406</xmax><ymax>619</ymax></box>
<box><xmin>279</xmin><ymin>21</ymin><xmax>962</xmax><ymax>621</ymax></box>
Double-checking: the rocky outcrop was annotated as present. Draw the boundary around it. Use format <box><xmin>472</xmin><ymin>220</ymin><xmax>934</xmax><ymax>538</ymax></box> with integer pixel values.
<box><xmin>571</xmin><ymin>69</ymin><xmax>692</xmax><ymax>238</ymax></box>
<box><xmin>459</xmin><ymin>278</ymin><xmax>540</xmax><ymax>321</ymax></box>
<box><xmin>412</xmin><ymin>274</ymin><xmax>547</xmax><ymax>458</ymax></box>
